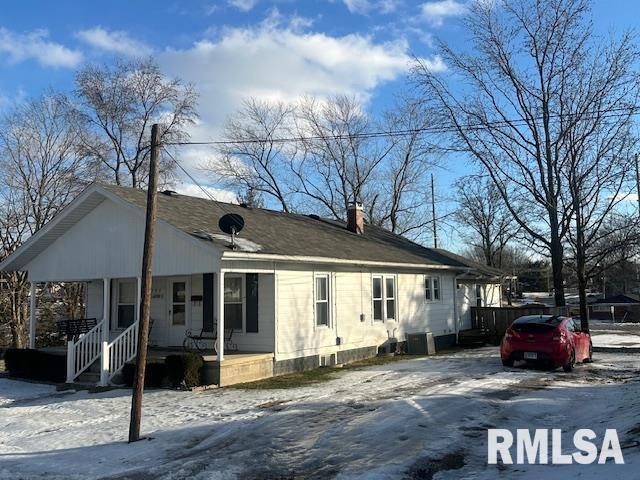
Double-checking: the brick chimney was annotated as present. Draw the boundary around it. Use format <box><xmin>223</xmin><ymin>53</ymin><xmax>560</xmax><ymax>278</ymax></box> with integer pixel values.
<box><xmin>347</xmin><ymin>201</ymin><xmax>364</xmax><ymax>234</ymax></box>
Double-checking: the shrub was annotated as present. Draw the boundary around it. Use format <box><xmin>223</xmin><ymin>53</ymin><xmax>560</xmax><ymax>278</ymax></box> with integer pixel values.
<box><xmin>4</xmin><ymin>348</ymin><xmax>66</xmax><ymax>383</ymax></box>
<box><xmin>165</xmin><ymin>353</ymin><xmax>204</xmax><ymax>388</ymax></box>
<box><xmin>121</xmin><ymin>362</ymin><xmax>166</xmax><ymax>388</ymax></box>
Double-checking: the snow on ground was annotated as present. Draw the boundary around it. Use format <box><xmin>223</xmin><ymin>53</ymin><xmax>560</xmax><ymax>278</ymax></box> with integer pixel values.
<box><xmin>590</xmin><ymin>320</ymin><xmax>640</xmax><ymax>348</ymax></box>
<box><xmin>1</xmin><ymin>348</ymin><xmax>639</xmax><ymax>479</ymax></box>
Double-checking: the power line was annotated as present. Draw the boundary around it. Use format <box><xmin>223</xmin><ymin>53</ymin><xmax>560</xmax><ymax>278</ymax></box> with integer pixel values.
<box><xmin>164</xmin><ymin>106</ymin><xmax>640</xmax><ymax>147</ymax></box>
<box><xmin>162</xmin><ymin>147</ymin><xmax>219</xmax><ymax>203</ymax></box>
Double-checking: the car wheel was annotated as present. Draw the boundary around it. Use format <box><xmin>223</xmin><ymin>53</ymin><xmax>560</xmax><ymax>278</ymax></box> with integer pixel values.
<box><xmin>502</xmin><ymin>358</ymin><xmax>514</xmax><ymax>367</ymax></box>
<box><xmin>563</xmin><ymin>350</ymin><xmax>575</xmax><ymax>372</ymax></box>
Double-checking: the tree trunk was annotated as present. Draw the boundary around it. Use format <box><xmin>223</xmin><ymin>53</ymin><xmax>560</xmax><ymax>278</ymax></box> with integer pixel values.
<box><xmin>549</xmin><ymin>211</ymin><xmax>565</xmax><ymax>307</ymax></box>
<box><xmin>573</xmin><ymin>197</ymin><xmax>590</xmax><ymax>333</ymax></box>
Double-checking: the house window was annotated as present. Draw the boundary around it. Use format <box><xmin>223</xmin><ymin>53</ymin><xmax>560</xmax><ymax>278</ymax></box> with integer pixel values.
<box><xmin>373</xmin><ymin>276</ymin><xmax>383</xmax><ymax>321</ymax></box>
<box><xmin>245</xmin><ymin>274</ymin><xmax>259</xmax><ymax>333</ymax></box>
<box><xmin>224</xmin><ymin>275</ymin><xmax>243</xmax><ymax>331</ymax></box>
<box><xmin>373</xmin><ymin>275</ymin><xmax>396</xmax><ymax>321</ymax></box>
<box><xmin>315</xmin><ymin>274</ymin><xmax>330</xmax><ymax>327</ymax></box>
<box><xmin>117</xmin><ymin>279</ymin><xmax>137</xmax><ymax>329</ymax></box>
<box><xmin>425</xmin><ymin>276</ymin><xmax>441</xmax><ymax>302</ymax></box>
<box><xmin>385</xmin><ymin>277</ymin><xmax>396</xmax><ymax>320</ymax></box>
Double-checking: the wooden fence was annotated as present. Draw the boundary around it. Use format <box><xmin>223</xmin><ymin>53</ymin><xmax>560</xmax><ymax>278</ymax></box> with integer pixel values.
<box><xmin>470</xmin><ymin>306</ymin><xmax>571</xmax><ymax>341</ymax></box>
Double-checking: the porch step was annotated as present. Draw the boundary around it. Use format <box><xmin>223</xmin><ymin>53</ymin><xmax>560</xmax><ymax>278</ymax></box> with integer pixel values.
<box><xmin>77</xmin><ymin>371</ymin><xmax>101</xmax><ymax>384</ymax></box>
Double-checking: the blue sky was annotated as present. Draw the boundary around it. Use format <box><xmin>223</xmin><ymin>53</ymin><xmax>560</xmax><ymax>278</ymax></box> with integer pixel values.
<box><xmin>0</xmin><ymin>0</ymin><xmax>638</xmax><ymax>247</ymax></box>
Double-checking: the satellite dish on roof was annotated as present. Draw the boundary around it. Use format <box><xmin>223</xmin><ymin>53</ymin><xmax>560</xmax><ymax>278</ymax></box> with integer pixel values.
<box><xmin>218</xmin><ymin>213</ymin><xmax>245</xmax><ymax>250</ymax></box>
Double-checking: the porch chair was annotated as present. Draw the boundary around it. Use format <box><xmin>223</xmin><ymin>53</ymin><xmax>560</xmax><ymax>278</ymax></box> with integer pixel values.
<box><xmin>183</xmin><ymin>324</ymin><xmax>237</xmax><ymax>354</ymax></box>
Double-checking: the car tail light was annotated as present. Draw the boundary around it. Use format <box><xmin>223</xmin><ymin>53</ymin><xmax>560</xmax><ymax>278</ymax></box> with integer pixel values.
<box><xmin>552</xmin><ymin>328</ymin><xmax>564</xmax><ymax>342</ymax></box>
<box><xmin>505</xmin><ymin>329</ymin><xmax>514</xmax><ymax>339</ymax></box>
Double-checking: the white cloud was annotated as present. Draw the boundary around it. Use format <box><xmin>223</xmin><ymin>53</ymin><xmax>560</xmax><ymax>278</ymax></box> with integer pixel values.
<box><xmin>76</xmin><ymin>27</ymin><xmax>152</xmax><ymax>57</ymax></box>
<box><xmin>0</xmin><ymin>27</ymin><xmax>82</xmax><ymax>68</ymax></box>
<box><xmin>341</xmin><ymin>0</ymin><xmax>400</xmax><ymax>15</ymax></box>
<box><xmin>158</xmin><ymin>14</ymin><xmax>444</xmax><ymax>199</ymax></box>
<box><xmin>228</xmin><ymin>0</ymin><xmax>258</xmax><ymax>12</ymax></box>
<box><xmin>174</xmin><ymin>181</ymin><xmax>237</xmax><ymax>203</ymax></box>
<box><xmin>420</xmin><ymin>0</ymin><xmax>466</xmax><ymax>26</ymax></box>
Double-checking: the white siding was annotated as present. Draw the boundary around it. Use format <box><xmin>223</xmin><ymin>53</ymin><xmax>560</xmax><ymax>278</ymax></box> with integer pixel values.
<box><xmin>26</xmin><ymin>198</ymin><xmax>221</xmax><ymax>282</ymax></box>
<box><xmin>274</xmin><ymin>264</ymin><xmax>459</xmax><ymax>361</ymax></box>
<box><xmin>484</xmin><ymin>283</ymin><xmax>502</xmax><ymax>307</ymax></box>
<box><xmin>85</xmin><ymin>280</ymin><xmax>103</xmax><ymax>321</ymax></box>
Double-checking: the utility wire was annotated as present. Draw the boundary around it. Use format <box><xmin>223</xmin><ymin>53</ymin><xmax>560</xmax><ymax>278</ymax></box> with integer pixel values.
<box><xmin>164</xmin><ymin>106</ymin><xmax>640</xmax><ymax>147</ymax></box>
<box><xmin>162</xmin><ymin>147</ymin><xmax>239</xmax><ymax>220</ymax></box>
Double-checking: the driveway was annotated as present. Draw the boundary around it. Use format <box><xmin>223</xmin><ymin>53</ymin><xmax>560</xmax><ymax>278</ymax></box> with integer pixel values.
<box><xmin>1</xmin><ymin>347</ymin><xmax>639</xmax><ymax>479</ymax></box>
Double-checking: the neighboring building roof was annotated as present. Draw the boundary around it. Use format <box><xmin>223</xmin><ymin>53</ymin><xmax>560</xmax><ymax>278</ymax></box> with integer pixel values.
<box><xmin>0</xmin><ymin>183</ymin><xmax>509</xmax><ymax>277</ymax></box>
<box><xmin>593</xmin><ymin>294</ymin><xmax>640</xmax><ymax>305</ymax></box>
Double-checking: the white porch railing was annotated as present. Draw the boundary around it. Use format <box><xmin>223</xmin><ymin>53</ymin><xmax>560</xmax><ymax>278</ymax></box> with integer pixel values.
<box><xmin>101</xmin><ymin>321</ymin><xmax>139</xmax><ymax>385</ymax></box>
<box><xmin>66</xmin><ymin>320</ymin><xmax>106</xmax><ymax>383</ymax></box>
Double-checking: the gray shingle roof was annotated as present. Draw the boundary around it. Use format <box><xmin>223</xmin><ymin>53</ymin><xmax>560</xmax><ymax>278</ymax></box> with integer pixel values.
<box><xmin>101</xmin><ymin>184</ymin><xmax>501</xmax><ymax>272</ymax></box>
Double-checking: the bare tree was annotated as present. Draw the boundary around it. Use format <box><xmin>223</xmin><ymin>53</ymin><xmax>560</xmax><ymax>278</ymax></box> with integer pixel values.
<box><xmin>0</xmin><ymin>93</ymin><xmax>94</xmax><ymax>347</ymax></box>
<box><xmin>292</xmin><ymin>95</ymin><xmax>393</xmax><ymax>220</ymax></box>
<box><xmin>455</xmin><ymin>175</ymin><xmax>521</xmax><ymax>269</ymax></box>
<box><xmin>75</xmin><ymin>57</ymin><xmax>198</xmax><ymax>187</ymax></box>
<box><xmin>210</xmin><ymin>98</ymin><xmax>295</xmax><ymax>212</ymax></box>
<box><xmin>412</xmin><ymin>0</ymin><xmax>637</xmax><ymax>307</ymax></box>
<box><xmin>369</xmin><ymin>99</ymin><xmax>438</xmax><ymax>239</ymax></box>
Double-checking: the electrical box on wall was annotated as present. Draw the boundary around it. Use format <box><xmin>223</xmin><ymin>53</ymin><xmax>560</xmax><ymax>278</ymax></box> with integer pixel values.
<box><xmin>360</xmin><ymin>313</ymin><xmax>366</xmax><ymax>322</ymax></box>
<box><xmin>336</xmin><ymin>336</ymin><xmax>343</xmax><ymax>345</ymax></box>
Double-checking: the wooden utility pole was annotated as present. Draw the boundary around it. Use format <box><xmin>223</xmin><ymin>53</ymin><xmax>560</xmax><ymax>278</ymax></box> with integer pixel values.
<box><xmin>129</xmin><ymin>124</ymin><xmax>160</xmax><ymax>443</ymax></box>
<box><xmin>431</xmin><ymin>173</ymin><xmax>438</xmax><ymax>249</ymax></box>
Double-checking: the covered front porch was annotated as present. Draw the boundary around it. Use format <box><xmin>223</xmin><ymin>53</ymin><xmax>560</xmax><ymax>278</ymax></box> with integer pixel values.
<box><xmin>29</xmin><ymin>270</ymin><xmax>276</xmax><ymax>386</ymax></box>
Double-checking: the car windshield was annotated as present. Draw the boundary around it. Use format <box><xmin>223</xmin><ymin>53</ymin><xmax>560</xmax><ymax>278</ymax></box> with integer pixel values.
<box><xmin>511</xmin><ymin>315</ymin><xmax>563</xmax><ymax>332</ymax></box>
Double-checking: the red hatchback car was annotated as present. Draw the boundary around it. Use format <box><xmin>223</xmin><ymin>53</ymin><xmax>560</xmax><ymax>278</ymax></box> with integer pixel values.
<box><xmin>500</xmin><ymin>315</ymin><xmax>592</xmax><ymax>372</ymax></box>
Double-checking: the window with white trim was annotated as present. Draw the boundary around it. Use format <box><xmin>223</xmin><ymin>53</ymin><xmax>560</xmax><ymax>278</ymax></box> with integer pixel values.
<box><xmin>425</xmin><ymin>276</ymin><xmax>441</xmax><ymax>302</ymax></box>
<box><xmin>224</xmin><ymin>275</ymin><xmax>244</xmax><ymax>330</ymax></box>
<box><xmin>315</xmin><ymin>274</ymin><xmax>330</xmax><ymax>327</ymax></box>
<box><xmin>117</xmin><ymin>279</ymin><xmax>137</xmax><ymax>329</ymax></box>
<box><xmin>373</xmin><ymin>275</ymin><xmax>396</xmax><ymax>321</ymax></box>
<box><xmin>373</xmin><ymin>276</ymin><xmax>383</xmax><ymax>321</ymax></box>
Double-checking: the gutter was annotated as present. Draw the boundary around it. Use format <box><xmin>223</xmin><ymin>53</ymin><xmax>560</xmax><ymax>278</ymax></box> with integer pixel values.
<box><xmin>221</xmin><ymin>251</ymin><xmax>465</xmax><ymax>271</ymax></box>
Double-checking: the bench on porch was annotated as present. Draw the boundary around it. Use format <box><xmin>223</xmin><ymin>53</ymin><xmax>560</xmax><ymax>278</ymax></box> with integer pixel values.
<box><xmin>183</xmin><ymin>325</ymin><xmax>237</xmax><ymax>354</ymax></box>
<box><xmin>56</xmin><ymin>318</ymin><xmax>98</xmax><ymax>342</ymax></box>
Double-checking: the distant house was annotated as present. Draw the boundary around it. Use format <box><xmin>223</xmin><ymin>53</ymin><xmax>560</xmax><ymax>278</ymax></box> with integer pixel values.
<box><xmin>0</xmin><ymin>184</ymin><xmax>506</xmax><ymax>386</ymax></box>
<box><xmin>591</xmin><ymin>294</ymin><xmax>640</xmax><ymax>321</ymax></box>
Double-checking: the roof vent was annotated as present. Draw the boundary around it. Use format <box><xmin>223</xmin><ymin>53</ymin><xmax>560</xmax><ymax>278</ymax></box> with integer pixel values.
<box><xmin>308</xmin><ymin>214</ymin><xmax>320</xmax><ymax>220</ymax></box>
<box><xmin>161</xmin><ymin>190</ymin><xmax>179</xmax><ymax>197</ymax></box>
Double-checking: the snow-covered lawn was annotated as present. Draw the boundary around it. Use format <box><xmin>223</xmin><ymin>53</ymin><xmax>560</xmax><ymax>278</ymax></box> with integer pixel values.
<box><xmin>590</xmin><ymin>320</ymin><xmax>640</xmax><ymax>348</ymax></box>
<box><xmin>1</xmin><ymin>348</ymin><xmax>639</xmax><ymax>479</ymax></box>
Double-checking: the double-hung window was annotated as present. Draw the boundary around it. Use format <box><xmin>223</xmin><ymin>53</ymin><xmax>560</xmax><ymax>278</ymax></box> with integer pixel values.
<box><xmin>315</xmin><ymin>274</ymin><xmax>330</xmax><ymax>327</ymax></box>
<box><xmin>373</xmin><ymin>275</ymin><xmax>396</xmax><ymax>321</ymax></box>
<box><xmin>224</xmin><ymin>275</ymin><xmax>244</xmax><ymax>331</ymax></box>
<box><xmin>425</xmin><ymin>276</ymin><xmax>441</xmax><ymax>302</ymax></box>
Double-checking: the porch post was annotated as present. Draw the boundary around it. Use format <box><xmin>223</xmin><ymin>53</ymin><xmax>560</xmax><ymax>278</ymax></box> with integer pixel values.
<box><xmin>217</xmin><ymin>270</ymin><xmax>225</xmax><ymax>361</ymax></box>
<box><xmin>29</xmin><ymin>282</ymin><xmax>36</xmax><ymax>349</ymax></box>
<box><xmin>100</xmin><ymin>278</ymin><xmax>111</xmax><ymax>386</ymax></box>
<box><xmin>102</xmin><ymin>278</ymin><xmax>110</xmax><ymax>341</ymax></box>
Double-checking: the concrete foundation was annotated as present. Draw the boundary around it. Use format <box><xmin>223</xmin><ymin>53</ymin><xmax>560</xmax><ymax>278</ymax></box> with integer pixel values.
<box><xmin>202</xmin><ymin>353</ymin><xmax>274</xmax><ymax>387</ymax></box>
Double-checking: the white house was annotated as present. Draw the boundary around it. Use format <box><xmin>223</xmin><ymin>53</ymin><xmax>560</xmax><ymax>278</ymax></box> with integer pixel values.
<box><xmin>0</xmin><ymin>184</ymin><xmax>505</xmax><ymax>386</ymax></box>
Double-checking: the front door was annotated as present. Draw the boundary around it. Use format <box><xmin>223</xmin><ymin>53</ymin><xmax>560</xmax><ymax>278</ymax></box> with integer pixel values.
<box><xmin>168</xmin><ymin>277</ymin><xmax>189</xmax><ymax>346</ymax></box>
